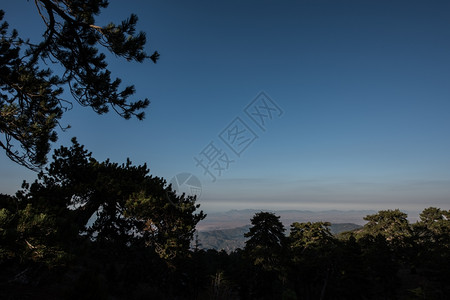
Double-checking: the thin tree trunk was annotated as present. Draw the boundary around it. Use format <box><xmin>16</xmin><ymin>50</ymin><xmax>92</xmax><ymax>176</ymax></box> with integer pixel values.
<box><xmin>319</xmin><ymin>268</ymin><xmax>330</xmax><ymax>300</ymax></box>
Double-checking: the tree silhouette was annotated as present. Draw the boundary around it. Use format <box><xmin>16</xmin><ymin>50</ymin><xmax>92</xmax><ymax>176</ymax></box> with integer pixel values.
<box><xmin>0</xmin><ymin>1</ymin><xmax>159</xmax><ymax>169</ymax></box>
<box><xmin>31</xmin><ymin>138</ymin><xmax>205</xmax><ymax>259</ymax></box>
<box><xmin>359</xmin><ymin>209</ymin><xmax>412</xmax><ymax>252</ymax></box>
<box><xmin>288</xmin><ymin>222</ymin><xmax>336</xmax><ymax>300</ymax></box>
<box><xmin>413</xmin><ymin>207</ymin><xmax>450</xmax><ymax>244</ymax></box>
<box><xmin>244</xmin><ymin>211</ymin><xmax>286</xmax><ymax>272</ymax></box>
<box><xmin>411</xmin><ymin>207</ymin><xmax>450</xmax><ymax>296</ymax></box>
<box><xmin>0</xmin><ymin>139</ymin><xmax>205</xmax><ymax>298</ymax></box>
<box><xmin>244</xmin><ymin>211</ymin><xmax>286</xmax><ymax>299</ymax></box>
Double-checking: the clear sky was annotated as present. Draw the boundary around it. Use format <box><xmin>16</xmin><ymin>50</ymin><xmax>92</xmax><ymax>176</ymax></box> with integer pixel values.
<box><xmin>1</xmin><ymin>0</ymin><xmax>450</xmax><ymax>214</ymax></box>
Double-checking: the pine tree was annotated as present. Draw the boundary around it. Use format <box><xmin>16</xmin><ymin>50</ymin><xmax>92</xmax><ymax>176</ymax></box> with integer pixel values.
<box><xmin>244</xmin><ymin>211</ymin><xmax>286</xmax><ymax>299</ymax></box>
<box><xmin>244</xmin><ymin>211</ymin><xmax>286</xmax><ymax>271</ymax></box>
<box><xmin>0</xmin><ymin>1</ymin><xmax>159</xmax><ymax>169</ymax></box>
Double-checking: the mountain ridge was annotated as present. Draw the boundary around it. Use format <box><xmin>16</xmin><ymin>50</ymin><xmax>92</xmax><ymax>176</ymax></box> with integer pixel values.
<box><xmin>197</xmin><ymin>209</ymin><xmax>375</xmax><ymax>231</ymax></box>
<box><xmin>196</xmin><ymin>223</ymin><xmax>362</xmax><ymax>252</ymax></box>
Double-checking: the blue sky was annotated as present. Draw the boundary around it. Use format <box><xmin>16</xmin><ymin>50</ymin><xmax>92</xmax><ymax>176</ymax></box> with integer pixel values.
<box><xmin>1</xmin><ymin>0</ymin><xmax>450</xmax><ymax>214</ymax></box>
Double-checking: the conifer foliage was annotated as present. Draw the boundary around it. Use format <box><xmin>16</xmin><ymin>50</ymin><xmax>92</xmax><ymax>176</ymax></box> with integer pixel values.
<box><xmin>0</xmin><ymin>1</ymin><xmax>159</xmax><ymax>169</ymax></box>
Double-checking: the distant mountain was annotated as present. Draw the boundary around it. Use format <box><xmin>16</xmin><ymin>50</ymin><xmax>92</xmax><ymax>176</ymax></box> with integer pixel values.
<box><xmin>329</xmin><ymin>223</ymin><xmax>363</xmax><ymax>234</ymax></box>
<box><xmin>197</xmin><ymin>209</ymin><xmax>374</xmax><ymax>231</ymax></box>
<box><xmin>197</xmin><ymin>223</ymin><xmax>362</xmax><ymax>252</ymax></box>
<box><xmin>196</xmin><ymin>225</ymin><xmax>251</xmax><ymax>253</ymax></box>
